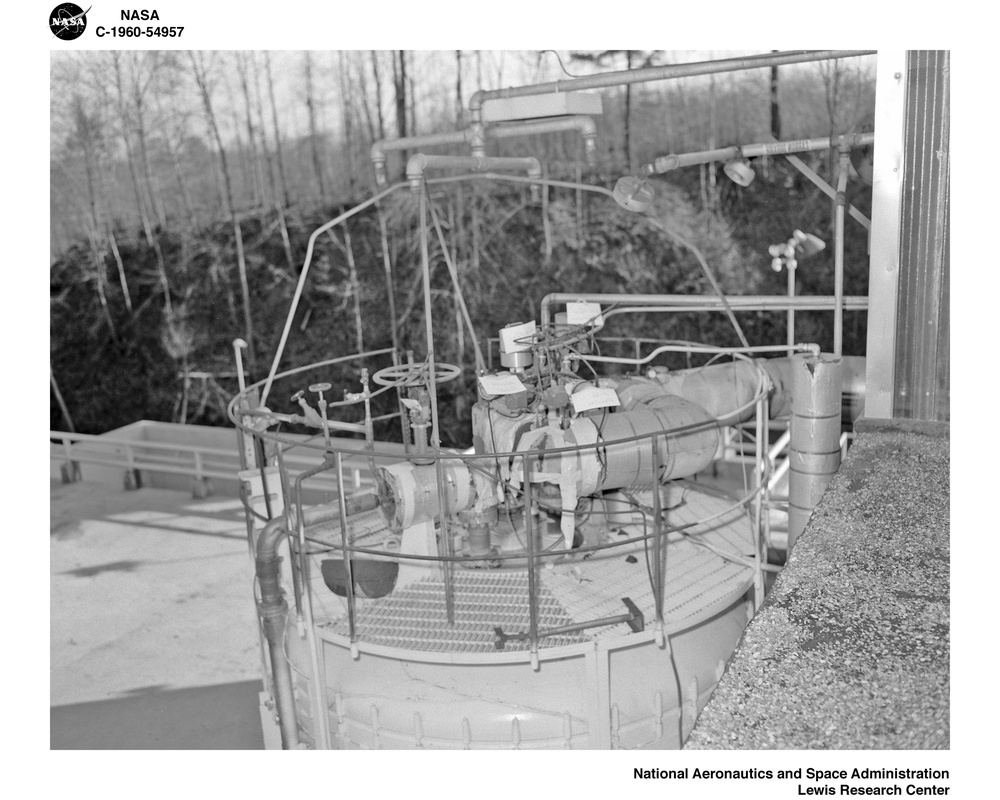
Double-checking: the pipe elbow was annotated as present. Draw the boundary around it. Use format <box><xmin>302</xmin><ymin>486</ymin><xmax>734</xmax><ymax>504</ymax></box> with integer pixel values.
<box><xmin>406</xmin><ymin>153</ymin><xmax>428</xmax><ymax>193</ymax></box>
<box><xmin>572</xmin><ymin>115</ymin><xmax>597</xmax><ymax>138</ymax></box>
<box><xmin>371</xmin><ymin>143</ymin><xmax>388</xmax><ymax>186</ymax></box>
<box><xmin>255</xmin><ymin>515</ymin><xmax>293</xmax><ymax>570</ymax></box>
<box><xmin>469</xmin><ymin>90</ymin><xmax>486</xmax><ymax>116</ymax></box>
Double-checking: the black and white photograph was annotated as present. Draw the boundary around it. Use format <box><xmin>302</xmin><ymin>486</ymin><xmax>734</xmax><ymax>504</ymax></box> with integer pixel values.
<box><xmin>34</xmin><ymin>4</ymin><xmax>967</xmax><ymax>792</ymax></box>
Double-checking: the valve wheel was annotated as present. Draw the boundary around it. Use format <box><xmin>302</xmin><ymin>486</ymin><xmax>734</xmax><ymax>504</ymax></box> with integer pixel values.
<box><xmin>372</xmin><ymin>362</ymin><xmax>461</xmax><ymax>387</ymax></box>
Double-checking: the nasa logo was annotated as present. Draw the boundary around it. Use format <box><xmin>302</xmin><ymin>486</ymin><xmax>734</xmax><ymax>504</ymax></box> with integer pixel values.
<box><xmin>49</xmin><ymin>3</ymin><xmax>89</xmax><ymax>40</ymax></box>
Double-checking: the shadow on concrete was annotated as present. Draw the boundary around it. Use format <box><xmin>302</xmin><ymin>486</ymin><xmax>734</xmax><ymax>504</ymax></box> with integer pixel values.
<box><xmin>51</xmin><ymin>679</ymin><xmax>265</xmax><ymax>749</ymax></box>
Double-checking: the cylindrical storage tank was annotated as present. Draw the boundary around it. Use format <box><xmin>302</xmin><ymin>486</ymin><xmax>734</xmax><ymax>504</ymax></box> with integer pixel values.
<box><xmin>284</xmin><ymin>597</ymin><xmax>751</xmax><ymax>749</ymax></box>
<box><xmin>787</xmin><ymin>353</ymin><xmax>843</xmax><ymax>548</ymax></box>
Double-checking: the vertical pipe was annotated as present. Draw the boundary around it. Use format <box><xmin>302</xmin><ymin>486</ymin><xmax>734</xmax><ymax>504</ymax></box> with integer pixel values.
<box><xmin>834</xmin><ymin>147</ymin><xmax>850</xmax><ymax>356</ymax></box>
<box><xmin>435</xmin><ymin>455</ymin><xmax>455</xmax><ymax>625</ymax></box>
<box><xmin>752</xmin><ymin>376</ymin><xmax>767</xmax><ymax>609</ymax></box>
<box><xmin>787</xmin><ymin>265</ymin><xmax>796</xmax><ymax>356</ymax></box>
<box><xmin>268</xmin><ymin>625</ymin><xmax>300</xmax><ymax>749</ymax></box>
<box><xmin>787</xmin><ymin>353</ymin><xmax>843</xmax><ymax>550</ymax></box>
<box><xmin>522</xmin><ymin>457</ymin><xmax>539</xmax><ymax>668</ymax></box>
<box><xmin>294</xmin><ymin>478</ymin><xmax>331</xmax><ymax>750</ymax></box>
<box><xmin>419</xmin><ymin>184</ymin><xmax>442</xmax><ymax>450</ymax></box>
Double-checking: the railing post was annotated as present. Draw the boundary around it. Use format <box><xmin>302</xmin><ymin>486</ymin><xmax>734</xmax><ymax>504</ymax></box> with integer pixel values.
<box><xmin>752</xmin><ymin>373</ymin><xmax>768</xmax><ymax>610</ymax></box>
<box><xmin>651</xmin><ymin>432</ymin><xmax>666</xmax><ymax>642</ymax></box>
<box><xmin>123</xmin><ymin>444</ymin><xmax>141</xmax><ymax>491</ymax></box>
<box><xmin>59</xmin><ymin>436</ymin><xmax>80</xmax><ymax>484</ymax></box>
<box><xmin>435</xmin><ymin>455</ymin><xmax>455</xmax><ymax>625</ymax></box>
<box><xmin>335</xmin><ymin>451</ymin><xmax>359</xmax><ymax>659</ymax></box>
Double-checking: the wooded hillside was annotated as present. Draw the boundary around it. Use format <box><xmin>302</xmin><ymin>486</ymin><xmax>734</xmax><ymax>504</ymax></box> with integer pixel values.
<box><xmin>49</xmin><ymin>50</ymin><xmax>876</xmax><ymax>446</ymax></box>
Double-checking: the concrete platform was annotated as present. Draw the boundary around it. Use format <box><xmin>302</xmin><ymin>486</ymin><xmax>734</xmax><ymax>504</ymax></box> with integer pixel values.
<box><xmin>686</xmin><ymin>423</ymin><xmax>950</xmax><ymax>749</ymax></box>
<box><xmin>50</xmin><ymin>480</ymin><xmax>265</xmax><ymax>749</ymax></box>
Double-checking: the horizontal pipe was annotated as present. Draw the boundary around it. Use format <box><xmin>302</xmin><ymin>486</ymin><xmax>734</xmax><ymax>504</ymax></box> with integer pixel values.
<box><xmin>541</xmin><ymin>292</ymin><xmax>869</xmax><ymax>327</ymax></box>
<box><xmin>642</xmin><ymin>133</ymin><xmax>875</xmax><ymax>175</ymax></box>
<box><xmin>372</xmin><ymin>116</ymin><xmax>598</xmax><ymax>184</ymax></box>
<box><xmin>489</xmin><ymin>116</ymin><xmax>597</xmax><ymax>165</ymax></box>
<box><xmin>470</xmin><ymin>50</ymin><xmax>876</xmax><ymax>116</ymax></box>
<box><xmin>406</xmin><ymin>153</ymin><xmax>541</xmax><ymax>192</ymax></box>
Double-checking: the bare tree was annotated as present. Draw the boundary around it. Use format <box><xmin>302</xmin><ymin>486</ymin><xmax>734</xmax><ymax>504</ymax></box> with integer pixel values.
<box><xmin>188</xmin><ymin>50</ymin><xmax>256</xmax><ymax>372</ymax></box>
<box><xmin>250</xmin><ymin>51</ymin><xmax>295</xmax><ymax>272</ymax></box>
<box><xmin>129</xmin><ymin>52</ymin><xmax>168</xmax><ymax>229</ymax></box>
<box><xmin>455</xmin><ymin>50</ymin><xmax>464</xmax><ymax>126</ymax></box>
<box><xmin>111</xmin><ymin>52</ymin><xmax>171</xmax><ymax>313</ymax></box>
<box><xmin>392</xmin><ymin>50</ymin><xmax>408</xmax><ymax>179</ymax></box>
<box><xmin>770</xmin><ymin>53</ymin><xmax>782</xmax><ymax>140</ymax></box>
<box><xmin>370</xmin><ymin>51</ymin><xmax>386</xmax><ymax>141</ymax></box>
<box><xmin>236</xmin><ymin>50</ymin><xmax>267</xmax><ymax>211</ymax></box>
<box><xmin>338</xmin><ymin>51</ymin><xmax>357</xmax><ymax>196</ymax></box>
<box><xmin>353</xmin><ymin>51</ymin><xmax>377</xmax><ymax>146</ymax></box>
<box><xmin>264</xmin><ymin>51</ymin><xmax>291</xmax><ymax>208</ymax></box>
<box><xmin>66</xmin><ymin>92</ymin><xmax>118</xmax><ymax>337</ymax></box>
<box><xmin>304</xmin><ymin>52</ymin><xmax>328</xmax><ymax>203</ymax></box>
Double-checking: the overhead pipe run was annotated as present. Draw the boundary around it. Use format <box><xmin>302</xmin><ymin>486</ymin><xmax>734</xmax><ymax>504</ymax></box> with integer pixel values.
<box><xmin>406</xmin><ymin>153</ymin><xmax>542</xmax><ymax>195</ymax></box>
<box><xmin>372</xmin><ymin>116</ymin><xmax>597</xmax><ymax>186</ymax></box>
<box><xmin>638</xmin><ymin>133</ymin><xmax>876</xmax><ymax>178</ymax></box>
<box><xmin>468</xmin><ymin>50</ymin><xmax>876</xmax><ymax>122</ymax></box>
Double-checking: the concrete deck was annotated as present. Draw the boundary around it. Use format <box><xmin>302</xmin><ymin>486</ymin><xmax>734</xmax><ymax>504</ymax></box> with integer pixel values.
<box><xmin>686</xmin><ymin>423</ymin><xmax>950</xmax><ymax>749</ymax></box>
<box><xmin>50</xmin><ymin>480</ymin><xmax>264</xmax><ymax>749</ymax></box>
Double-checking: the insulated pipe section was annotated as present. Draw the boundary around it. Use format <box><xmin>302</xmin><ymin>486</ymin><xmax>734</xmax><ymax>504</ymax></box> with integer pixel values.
<box><xmin>615</xmin><ymin>356</ymin><xmax>866</xmax><ymax>426</ymax></box>
<box><xmin>376</xmin><ymin>460</ymin><xmax>475</xmax><ymax>529</ymax></box>
<box><xmin>406</xmin><ymin>153</ymin><xmax>542</xmax><ymax>193</ymax></box>
<box><xmin>787</xmin><ymin>354</ymin><xmax>843</xmax><ymax>550</ymax></box>
<box><xmin>616</xmin><ymin>360</ymin><xmax>793</xmax><ymax>425</ymax></box>
<box><xmin>469</xmin><ymin>51</ymin><xmax>875</xmax><ymax>122</ymax></box>
<box><xmin>639</xmin><ymin>133</ymin><xmax>875</xmax><ymax>176</ymax></box>
<box><xmin>254</xmin><ymin>493</ymin><xmax>378</xmax><ymax>748</ymax></box>
<box><xmin>594</xmin><ymin>398</ymin><xmax>719</xmax><ymax>491</ymax></box>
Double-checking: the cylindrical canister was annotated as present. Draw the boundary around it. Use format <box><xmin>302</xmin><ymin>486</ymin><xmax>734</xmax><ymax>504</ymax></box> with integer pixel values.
<box><xmin>787</xmin><ymin>353</ymin><xmax>843</xmax><ymax>549</ymax></box>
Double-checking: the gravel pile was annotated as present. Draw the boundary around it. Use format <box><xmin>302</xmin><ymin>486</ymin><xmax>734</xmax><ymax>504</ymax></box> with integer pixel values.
<box><xmin>686</xmin><ymin>423</ymin><xmax>950</xmax><ymax>749</ymax></box>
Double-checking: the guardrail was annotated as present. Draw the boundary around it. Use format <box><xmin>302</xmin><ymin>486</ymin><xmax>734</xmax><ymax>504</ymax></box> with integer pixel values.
<box><xmin>49</xmin><ymin>430</ymin><xmax>377</xmax><ymax>495</ymax></box>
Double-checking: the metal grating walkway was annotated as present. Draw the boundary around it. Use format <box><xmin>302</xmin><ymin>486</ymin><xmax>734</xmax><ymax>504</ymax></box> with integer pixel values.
<box><xmin>320</xmin><ymin>485</ymin><xmax>756</xmax><ymax>653</ymax></box>
<box><xmin>326</xmin><ymin>571</ymin><xmax>588</xmax><ymax>651</ymax></box>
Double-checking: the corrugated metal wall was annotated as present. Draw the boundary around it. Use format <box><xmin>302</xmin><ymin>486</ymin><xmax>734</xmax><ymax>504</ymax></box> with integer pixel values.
<box><xmin>894</xmin><ymin>51</ymin><xmax>950</xmax><ymax>421</ymax></box>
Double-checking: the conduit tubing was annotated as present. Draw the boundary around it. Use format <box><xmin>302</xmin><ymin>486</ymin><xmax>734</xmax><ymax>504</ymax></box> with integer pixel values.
<box><xmin>260</xmin><ymin>182</ymin><xmax>408</xmax><ymax>408</ymax></box>
<box><xmin>834</xmin><ymin>147</ymin><xmax>850</xmax><ymax>356</ymax></box>
<box><xmin>639</xmin><ymin>133</ymin><xmax>875</xmax><ymax>176</ymax></box>
<box><xmin>469</xmin><ymin>51</ymin><xmax>875</xmax><ymax>120</ymax></box>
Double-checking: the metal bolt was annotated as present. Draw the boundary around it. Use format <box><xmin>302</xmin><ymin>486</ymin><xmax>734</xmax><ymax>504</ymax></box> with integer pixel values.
<box><xmin>894</xmin><ymin>71</ymin><xmax>902</xmax><ymax>80</ymax></box>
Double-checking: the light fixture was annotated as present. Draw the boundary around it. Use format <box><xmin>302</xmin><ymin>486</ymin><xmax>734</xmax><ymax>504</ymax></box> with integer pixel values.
<box><xmin>612</xmin><ymin>176</ymin><xmax>655</xmax><ymax>212</ymax></box>
<box><xmin>723</xmin><ymin>157</ymin><xmax>755</xmax><ymax>187</ymax></box>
